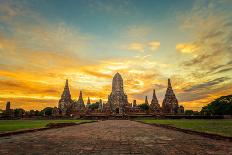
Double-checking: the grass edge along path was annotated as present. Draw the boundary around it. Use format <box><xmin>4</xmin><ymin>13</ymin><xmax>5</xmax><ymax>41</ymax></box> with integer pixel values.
<box><xmin>0</xmin><ymin>120</ymin><xmax>95</xmax><ymax>137</ymax></box>
<box><xmin>137</xmin><ymin>119</ymin><xmax>232</xmax><ymax>141</ymax></box>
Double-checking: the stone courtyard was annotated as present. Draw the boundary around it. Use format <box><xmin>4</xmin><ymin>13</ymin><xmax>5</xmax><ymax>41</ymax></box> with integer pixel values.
<box><xmin>0</xmin><ymin>120</ymin><xmax>232</xmax><ymax>155</ymax></box>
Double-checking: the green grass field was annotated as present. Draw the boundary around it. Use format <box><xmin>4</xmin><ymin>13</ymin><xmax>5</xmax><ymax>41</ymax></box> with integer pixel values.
<box><xmin>0</xmin><ymin>120</ymin><xmax>91</xmax><ymax>132</ymax></box>
<box><xmin>140</xmin><ymin>119</ymin><xmax>232</xmax><ymax>137</ymax></box>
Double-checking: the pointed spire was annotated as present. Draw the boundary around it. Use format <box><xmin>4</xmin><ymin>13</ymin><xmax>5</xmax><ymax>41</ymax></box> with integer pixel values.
<box><xmin>150</xmin><ymin>89</ymin><xmax>160</xmax><ymax>112</ymax></box>
<box><xmin>168</xmin><ymin>78</ymin><xmax>172</xmax><ymax>88</ymax></box>
<box><xmin>61</xmin><ymin>79</ymin><xmax>71</xmax><ymax>99</ymax></box>
<box><xmin>65</xmin><ymin>79</ymin><xmax>68</xmax><ymax>86</ymax></box>
<box><xmin>145</xmin><ymin>96</ymin><xmax>149</xmax><ymax>105</ymax></box>
<box><xmin>87</xmin><ymin>97</ymin><xmax>91</xmax><ymax>105</ymax></box>
<box><xmin>153</xmin><ymin>89</ymin><xmax>157</xmax><ymax>99</ymax></box>
<box><xmin>162</xmin><ymin>78</ymin><xmax>179</xmax><ymax>114</ymax></box>
<box><xmin>77</xmin><ymin>90</ymin><xmax>85</xmax><ymax>108</ymax></box>
<box><xmin>58</xmin><ymin>79</ymin><xmax>72</xmax><ymax>113</ymax></box>
<box><xmin>79</xmin><ymin>91</ymin><xmax>83</xmax><ymax>98</ymax></box>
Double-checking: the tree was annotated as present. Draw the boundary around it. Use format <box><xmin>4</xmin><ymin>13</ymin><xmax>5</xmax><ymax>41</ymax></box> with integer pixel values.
<box><xmin>185</xmin><ymin>110</ymin><xmax>194</xmax><ymax>115</ymax></box>
<box><xmin>138</xmin><ymin>103</ymin><xmax>149</xmax><ymax>111</ymax></box>
<box><xmin>89</xmin><ymin>103</ymin><xmax>99</xmax><ymax>110</ymax></box>
<box><xmin>42</xmin><ymin>107</ymin><xmax>53</xmax><ymax>116</ymax></box>
<box><xmin>200</xmin><ymin>95</ymin><xmax>232</xmax><ymax>115</ymax></box>
<box><xmin>14</xmin><ymin>108</ymin><xmax>25</xmax><ymax>117</ymax></box>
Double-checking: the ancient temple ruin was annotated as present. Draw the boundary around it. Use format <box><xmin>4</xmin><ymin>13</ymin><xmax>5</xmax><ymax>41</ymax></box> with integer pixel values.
<box><xmin>57</xmin><ymin>73</ymin><xmax>184</xmax><ymax>116</ymax></box>
<box><xmin>75</xmin><ymin>91</ymin><xmax>85</xmax><ymax>109</ymax></box>
<box><xmin>108</xmin><ymin>73</ymin><xmax>129</xmax><ymax>115</ymax></box>
<box><xmin>58</xmin><ymin>79</ymin><xmax>73</xmax><ymax>114</ymax></box>
<box><xmin>150</xmin><ymin>89</ymin><xmax>161</xmax><ymax>112</ymax></box>
<box><xmin>162</xmin><ymin>79</ymin><xmax>179</xmax><ymax>114</ymax></box>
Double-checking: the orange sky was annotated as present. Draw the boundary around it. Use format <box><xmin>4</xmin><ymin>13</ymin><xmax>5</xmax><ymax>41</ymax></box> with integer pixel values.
<box><xmin>0</xmin><ymin>0</ymin><xmax>232</xmax><ymax>111</ymax></box>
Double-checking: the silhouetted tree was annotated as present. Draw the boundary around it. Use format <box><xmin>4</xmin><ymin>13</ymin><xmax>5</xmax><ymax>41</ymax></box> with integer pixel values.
<box><xmin>185</xmin><ymin>110</ymin><xmax>194</xmax><ymax>115</ymax></box>
<box><xmin>42</xmin><ymin>107</ymin><xmax>53</xmax><ymax>116</ymax></box>
<box><xmin>138</xmin><ymin>103</ymin><xmax>149</xmax><ymax>111</ymax></box>
<box><xmin>14</xmin><ymin>108</ymin><xmax>25</xmax><ymax>117</ymax></box>
<box><xmin>201</xmin><ymin>95</ymin><xmax>232</xmax><ymax>115</ymax></box>
<box><xmin>89</xmin><ymin>103</ymin><xmax>99</xmax><ymax>110</ymax></box>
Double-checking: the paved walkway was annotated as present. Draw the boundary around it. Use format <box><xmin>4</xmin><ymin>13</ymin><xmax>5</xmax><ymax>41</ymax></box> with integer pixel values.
<box><xmin>0</xmin><ymin>120</ymin><xmax>232</xmax><ymax>155</ymax></box>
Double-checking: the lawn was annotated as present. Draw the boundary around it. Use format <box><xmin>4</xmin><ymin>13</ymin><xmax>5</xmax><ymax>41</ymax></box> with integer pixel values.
<box><xmin>0</xmin><ymin>120</ymin><xmax>92</xmax><ymax>132</ymax></box>
<box><xmin>139</xmin><ymin>119</ymin><xmax>232</xmax><ymax>137</ymax></box>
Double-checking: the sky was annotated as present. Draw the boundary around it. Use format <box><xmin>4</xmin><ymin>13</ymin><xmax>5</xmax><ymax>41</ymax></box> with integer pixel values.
<box><xmin>0</xmin><ymin>0</ymin><xmax>232</xmax><ymax>111</ymax></box>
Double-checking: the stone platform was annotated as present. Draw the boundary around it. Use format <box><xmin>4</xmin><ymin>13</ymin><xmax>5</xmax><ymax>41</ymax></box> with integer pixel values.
<box><xmin>0</xmin><ymin>120</ymin><xmax>231</xmax><ymax>155</ymax></box>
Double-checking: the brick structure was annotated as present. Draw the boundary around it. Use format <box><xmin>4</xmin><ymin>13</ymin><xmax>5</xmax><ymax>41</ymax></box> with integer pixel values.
<box><xmin>58</xmin><ymin>79</ymin><xmax>73</xmax><ymax>115</ymax></box>
<box><xmin>57</xmin><ymin>74</ymin><xmax>184</xmax><ymax>116</ymax></box>
<box><xmin>150</xmin><ymin>89</ymin><xmax>161</xmax><ymax>112</ymax></box>
<box><xmin>162</xmin><ymin>79</ymin><xmax>179</xmax><ymax>114</ymax></box>
<box><xmin>108</xmin><ymin>73</ymin><xmax>129</xmax><ymax>115</ymax></box>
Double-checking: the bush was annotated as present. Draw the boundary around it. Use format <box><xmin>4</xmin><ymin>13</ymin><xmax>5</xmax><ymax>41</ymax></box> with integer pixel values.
<box><xmin>42</xmin><ymin>107</ymin><xmax>53</xmax><ymax>116</ymax></box>
<box><xmin>185</xmin><ymin>110</ymin><xmax>194</xmax><ymax>115</ymax></box>
<box><xmin>138</xmin><ymin>103</ymin><xmax>149</xmax><ymax>111</ymax></box>
<box><xmin>201</xmin><ymin>95</ymin><xmax>232</xmax><ymax>115</ymax></box>
<box><xmin>89</xmin><ymin>103</ymin><xmax>99</xmax><ymax>110</ymax></box>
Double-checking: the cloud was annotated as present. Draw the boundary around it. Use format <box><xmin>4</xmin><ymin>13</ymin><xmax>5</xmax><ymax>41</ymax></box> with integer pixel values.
<box><xmin>184</xmin><ymin>77</ymin><xmax>231</xmax><ymax>92</ymax></box>
<box><xmin>0</xmin><ymin>0</ymin><xmax>231</xmax><ymax>111</ymax></box>
<box><xmin>148</xmin><ymin>41</ymin><xmax>160</xmax><ymax>51</ymax></box>
<box><xmin>179</xmin><ymin>0</ymin><xmax>232</xmax><ymax>70</ymax></box>
<box><xmin>125</xmin><ymin>41</ymin><xmax>160</xmax><ymax>52</ymax></box>
<box><xmin>176</xmin><ymin>43</ymin><xmax>198</xmax><ymax>53</ymax></box>
<box><xmin>127</xmin><ymin>42</ymin><xmax>145</xmax><ymax>52</ymax></box>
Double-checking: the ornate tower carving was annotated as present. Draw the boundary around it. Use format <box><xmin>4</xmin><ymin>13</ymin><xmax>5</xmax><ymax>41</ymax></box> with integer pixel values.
<box><xmin>86</xmin><ymin>97</ymin><xmax>91</xmax><ymax>108</ymax></box>
<box><xmin>150</xmin><ymin>89</ymin><xmax>160</xmax><ymax>112</ymax></box>
<box><xmin>145</xmin><ymin>96</ymin><xmax>149</xmax><ymax>105</ymax></box>
<box><xmin>162</xmin><ymin>79</ymin><xmax>179</xmax><ymax>114</ymax></box>
<box><xmin>58</xmin><ymin>79</ymin><xmax>73</xmax><ymax>114</ymax></box>
<box><xmin>76</xmin><ymin>91</ymin><xmax>85</xmax><ymax>109</ymax></box>
<box><xmin>108</xmin><ymin>73</ymin><xmax>128</xmax><ymax>115</ymax></box>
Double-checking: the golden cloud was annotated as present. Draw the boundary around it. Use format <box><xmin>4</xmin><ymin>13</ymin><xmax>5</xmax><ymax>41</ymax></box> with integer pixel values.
<box><xmin>176</xmin><ymin>43</ymin><xmax>198</xmax><ymax>53</ymax></box>
<box><xmin>148</xmin><ymin>41</ymin><xmax>160</xmax><ymax>51</ymax></box>
<box><xmin>127</xmin><ymin>42</ymin><xmax>144</xmax><ymax>52</ymax></box>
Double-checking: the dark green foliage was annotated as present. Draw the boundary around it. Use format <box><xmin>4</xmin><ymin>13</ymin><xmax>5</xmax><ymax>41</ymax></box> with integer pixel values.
<box><xmin>89</xmin><ymin>102</ymin><xmax>99</xmax><ymax>110</ymax></box>
<box><xmin>185</xmin><ymin>110</ymin><xmax>194</xmax><ymax>115</ymax></box>
<box><xmin>14</xmin><ymin>108</ymin><xmax>25</xmax><ymax>117</ymax></box>
<box><xmin>201</xmin><ymin>95</ymin><xmax>232</xmax><ymax>115</ymax></box>
<box><xmin>34</xmin><ymin>110</ymin><xmax>41</xmax><ymax>116</ymax></box>
<box><xmin>42</xmin><ymin>107</ymin><xmax>53</xmax><ymax>116</ymax></box>
<box><xmin>138</xmin><ymin>103</ymin><xmax>149</xmax><ymax>111</ymax></box>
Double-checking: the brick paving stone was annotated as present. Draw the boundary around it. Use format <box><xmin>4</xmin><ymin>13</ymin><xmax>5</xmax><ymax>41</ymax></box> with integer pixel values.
<box><xmin>0</xmin><ymin>120</ymin><xmax>232</xmax><ymax>155</ymax></box>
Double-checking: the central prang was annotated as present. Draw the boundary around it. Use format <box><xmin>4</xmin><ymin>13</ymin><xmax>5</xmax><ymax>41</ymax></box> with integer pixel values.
<box><xmin>108</xmin><ymin>73</ymin><xmax>129</xmax><ymax>115</ymax></box>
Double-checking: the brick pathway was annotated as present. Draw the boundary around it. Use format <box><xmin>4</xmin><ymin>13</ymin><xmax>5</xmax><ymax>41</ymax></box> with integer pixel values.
<box><xmin>0</xmin><ymin>120</ymin><xmax>232</xmax><ymax>155</ymax></box>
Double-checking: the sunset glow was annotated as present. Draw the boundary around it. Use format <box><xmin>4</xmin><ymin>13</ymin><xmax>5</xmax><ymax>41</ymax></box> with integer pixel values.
<box><xmin>0</xmin><ymin>0</ymin><xmax>232</xmax><ymax>111</ymax></box>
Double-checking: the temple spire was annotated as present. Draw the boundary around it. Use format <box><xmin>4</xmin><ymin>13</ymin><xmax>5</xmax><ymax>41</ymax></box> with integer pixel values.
<box><xmin>162</xmin><ymin>78</ymin><xmax>179</xmax><ymax>114</ymax></box>
<box><xmin>77</xmin><ymin>90</ymin><xmax>85</xmax><ymax>108</ymax></box>
<box><xmin>58</xmin><ymin>79</ymin><xmax>73</xmax><ymax>115</ymax></box>
<box><xmin>87</xmin><ymin>97</ymin><xmax>91</xmax><ymax>105</ymax></box>
<box><xmin>145</xmin><ymin>96</ymin><xmax>149</xmax><ymax>105</ymax></box>
<box><xmin>168</xmin><ymin>78</ymin><xmax>172</xmax><ymax>88</ymax></box>
<box><xmin>79</xmin><ymin>91</ymin><xmax>83</xmax><ymax>98</ymax></box>
<box><xmin>86</xmin><ymin>97</ymin><xmax>91</xmax><ymax>108</ymax></box>
<box><xmin>150</xmin><ymin>89</ymin><xmax>160</xmax><ymax>112</ymax></box>
<box><xmin>152</xmin><ymin>89</ymin><xmax>157</xmax><ymax>99</ymax></box>
<box><xmin>61</xmin><ymin>79</ymin><xmax>71</xmax><ymax>99</ymax></box>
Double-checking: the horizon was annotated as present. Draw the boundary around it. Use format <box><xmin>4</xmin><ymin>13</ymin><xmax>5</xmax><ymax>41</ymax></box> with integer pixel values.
<box><xmin>0</xmin><ymin>0</ymin><xmax>232</xmax><ymax>111</ymax></box>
